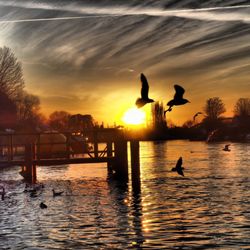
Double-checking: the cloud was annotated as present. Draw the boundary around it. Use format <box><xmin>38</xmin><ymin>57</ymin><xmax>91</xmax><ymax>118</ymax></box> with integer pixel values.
<box><xmin>0</xmin><ymin>0</ymin><xmax>249</xmax><ymax>124</ymax></box>
<box><xmin>0</xmin><ymin>1</ymin><xmax>250</xmax><ymax>23</ymax></box>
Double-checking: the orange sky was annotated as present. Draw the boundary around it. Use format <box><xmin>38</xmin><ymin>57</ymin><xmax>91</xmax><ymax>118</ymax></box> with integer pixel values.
<box><xmin>0</xmin><ymin>1</ymin><xmax>249</xmax><ymax>126</ymax></box>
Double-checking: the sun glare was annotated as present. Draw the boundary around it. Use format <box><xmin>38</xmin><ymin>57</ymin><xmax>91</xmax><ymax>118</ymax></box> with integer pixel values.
<box><xmin>122</xmin><ymin>107</ymin><xmax>146</xmax><ymax>125</ymax></box>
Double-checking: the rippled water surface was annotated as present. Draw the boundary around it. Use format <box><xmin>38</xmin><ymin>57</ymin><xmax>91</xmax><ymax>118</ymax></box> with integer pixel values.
<box><xmin>0</xmin><ymin>140</ymin><xmax>250</xmax><ymax>249</ymax></box>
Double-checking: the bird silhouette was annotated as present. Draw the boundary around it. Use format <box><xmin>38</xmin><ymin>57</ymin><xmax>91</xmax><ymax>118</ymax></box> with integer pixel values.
<box><xmin>40</xmin><ymin>202</ymin><xmax>47</xmax><ymax>209</ymax></box>
<box><xmin>171</xmin><ymin>157</ymin><xmax>184</xmax><ymax>176</ymax></box>
<box><xmin>135</xmin><ymin>73</ymin><xmax>154</xmax><ymax>108</ymax></box>
<box><xmin>0</xmin><ymin>186</ymin><xmax>6</xmax><ymax>200</ymax></box>
<box><xmin>223</xmin><ymin>144</ymin><xmax>231</xmax><ymax>152</ymax></box>
<box><xmin>52</xmin><ymin>189</ymin><xmax>64</xmax><ymax>197</ymax></box>
<box><xmin>193</xmin><ymin>112</ymin><xmax>202</xmax><ymax>121</ymax></box>
<box><xmin>30</xmin><ymin>190</ymin><xmax>38</xmax><ymax>198</ymax></box>
<box><xmin>164</xmin><ymin>85</ymin><xmax>189</xmax><ymax>115</ymax></box>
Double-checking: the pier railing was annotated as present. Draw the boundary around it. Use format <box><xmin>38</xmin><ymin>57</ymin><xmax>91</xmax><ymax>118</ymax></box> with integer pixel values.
<box><xmin>0</xmin><ymin>129</ymin><xmax>140</xmax><ymax>184</ymax></box>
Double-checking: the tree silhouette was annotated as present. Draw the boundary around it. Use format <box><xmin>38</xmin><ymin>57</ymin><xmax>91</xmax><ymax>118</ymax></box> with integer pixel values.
<box><xmin>204</xmin><ymin>97</ymin><xmax>226</xmax><ymax>120</ymax></box>
<box><xmin>203</xmin><ymin>97</ymin><xmax>226</xmax><ymax>131</ymax></box>
<box><xmin>234</xmin><ymin>98</ymin><xmax>250</xmax><ymax>132</ymax></box>
<box><xmin>0</xmin><ymin>91</ymin><xmax>17</xmax><ymax>129</ymax></box>
<box><xmin>0</xmin><ymin>46</ymin><xmax>24</xmax><ymax>99</ymax></box>
<box><xmin>234</xmin><ymin>98</ymin><xmax>250</xmax><ymax>117</ymax></box>
<box><xmin>16</xmin><ymin>92</ymin><xmax>40</xmax><ymax>122</ymax></box>
<box><xmin>68</xmin><ymin>114</ymin><xmax>94</xmax><ymax>131</ymax></box>
<box><xmin>151</xmin><ymin>101</ymin><xmax>166</xmax><ymax>129</ymax></box>
<box><xmin>49</xmin><ymin>111</ymin><xmax>71</xmax><ymax>131</ymax></box>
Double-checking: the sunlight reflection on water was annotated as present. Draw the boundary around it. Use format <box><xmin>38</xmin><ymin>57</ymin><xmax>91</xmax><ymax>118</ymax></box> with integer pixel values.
<box><xmin>0</xmin><ymin>140</ymin><xmax>249</xmax><ymax>249</ymax></box>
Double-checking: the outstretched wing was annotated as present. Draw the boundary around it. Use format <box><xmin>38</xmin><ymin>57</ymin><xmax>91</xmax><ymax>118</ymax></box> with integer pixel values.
<box><xmin>175</xmin><ymin>157</ymin><xmax>182</xmax><ymax>169</ymax></box>
<box><xmin>176</xmin><ymin>157</ymin><xmax>184</xmax><ymax>176</ymax></box>
<box><xmin>177</xmin><ymin>167</ymin><xmax>184</xmax><ymax>176</ymax></box>
<box><xmin>174</xmin><ymin>84</ymin><xmax>185</xmax><ymax>99</ymax></box>
<box><xmin>141</xmin><ymin>73</ymin><xmax>149</xmax><ymax>99</ymax></box>
<box><xmin>193</xmin><ymin>112</ymin><xmax>202</xmax><ymax>120</ymax></box>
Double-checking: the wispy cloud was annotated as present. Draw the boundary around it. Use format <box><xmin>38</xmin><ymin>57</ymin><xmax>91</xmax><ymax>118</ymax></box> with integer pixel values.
<box><xmin>0</xmin><ymin>0</ymin><xmax>249</xmax><ymax>123</ymax></box>
<box><xmin>0</xmin><ymin>1</ymin><xmax>250</xmax><ymax>23</ymax></box>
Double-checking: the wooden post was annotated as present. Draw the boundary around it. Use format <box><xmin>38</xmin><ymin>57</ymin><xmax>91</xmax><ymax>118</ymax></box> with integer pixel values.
<box><xmin>10</xmin><ymin>134</ymin><xmax>13</xmax><ymax>161</ymax></box>
<box><xmin>23</xmin><ymin>144</ymin><xmax>36</xmax><ymax>183</ymax></box>
<box><xmin>130</xmin><ymin>140</ymin><xmax>141</xmax><ymax>192</ymax></box>
<box><xmin>7</xmin><ymin>134</ymin><xmax>13</xmax><ymax>162</ymax></box>
<box><xmin>114</xmin><ymin>139</ymin><xmax>128</xmax><ymax>182</ymax></box>
<box><xmin>66</xmin><ymin>132</ymin><xmax>70</xmax><ymax>159</ymax></box>
<box><xmin>93</xmin><ymin>130</ymin><xmax>98</xmax><ymax>158</ymax></box>
<box><xmin>107</xmin><ymin>141</ymin><xmax>113</xmax><ymax>173</ymax></box>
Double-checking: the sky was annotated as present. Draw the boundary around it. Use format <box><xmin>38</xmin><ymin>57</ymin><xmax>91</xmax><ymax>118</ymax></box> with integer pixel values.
<box><xmin>0</xmin><ymin>0</ymin><xmax>249</xmax><ymax>126</ymax></box>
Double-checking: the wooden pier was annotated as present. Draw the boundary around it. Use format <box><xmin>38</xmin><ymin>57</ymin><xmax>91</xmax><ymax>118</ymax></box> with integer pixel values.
<box><xmin>0</xmin><ymin>129</ymin><xmax>140</xmax><ymax>184</ymax></box>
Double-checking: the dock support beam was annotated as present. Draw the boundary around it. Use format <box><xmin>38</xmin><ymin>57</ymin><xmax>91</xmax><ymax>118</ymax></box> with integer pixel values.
<box><xmin>114</xmin><ymin>139</ymin><xmax>128</xmax><ymax>182</ymax></box>
<box><xmin>107</xmin><ymin>141</ymin><xmax>113</xmax><ymax>174</ymax></box>
<box><xmin>130</xmin><ymin>140</ymin><xmax>140</xmax><ymax>192</ymax></box>
<box><xmin>20</xmin><ymin>144</ymin><xmax>37</xmax><ymax>183</ymax></box>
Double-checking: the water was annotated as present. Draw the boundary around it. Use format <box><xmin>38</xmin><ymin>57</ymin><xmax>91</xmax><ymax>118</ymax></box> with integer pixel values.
<box><xmin>0</xmin><ymin>140</ymin><xmax>249</xmax><ymax>249</ymax></box>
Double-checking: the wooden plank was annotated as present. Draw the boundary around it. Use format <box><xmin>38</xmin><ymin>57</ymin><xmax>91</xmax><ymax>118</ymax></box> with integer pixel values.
<box><xmin>0</xmin><ymin>157</ymin><xmax>115</xmax><ymax>167</ymax></box>
<box><xmin>34</xmin><ymin>157</ymin><xmax>115</xmax><ymax>166</ymax></box>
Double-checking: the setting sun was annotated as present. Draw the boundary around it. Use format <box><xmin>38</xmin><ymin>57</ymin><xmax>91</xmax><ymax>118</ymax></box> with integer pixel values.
<box><xmin>122</xmin><ymin>107</ymin><xmax>146</xmax><ymax>125</ymax></box>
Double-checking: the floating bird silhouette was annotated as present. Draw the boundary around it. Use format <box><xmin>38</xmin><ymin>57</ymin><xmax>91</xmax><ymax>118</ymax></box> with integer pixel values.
<box><xmin>30</xmin><ymin>190</ymin><xmax>38</xmax><ymax>198</ymax></box>
<box><xmin>223</xmin><ymin>144</ymin><xmax>231</xmax><ymax>152</ymax></box>
<box><xmin>52</xmin><ymin>189</ymin><xmax>64</xmax><ymax>197</ymax></box>
<box><xmin>0</xmin><ymin>186</ymin><xmax>6</xmax><ymax>200</ymax></box>
<box><xmin>171</xmin><ymin>157</ymin><xmax>185</xmax><ymax>176</ymax></box>
<box><xmin>135</xmin><ymin>73</ymin><xmax>154</xmax><ymax>108</ymax></box>
<box><xmin>164</xmin><ymin>85</ymin><xmax>189</xmax><ymax>115</ymax></box>
<box><xmin>40</xmin><ymin>202</ymin><xmax>47</xmax><ymax>209</ymax></box>
<box><xmin>193</xmin><ymin>112</ymin><xmax>202</xmax><ymax>121</ymax></box>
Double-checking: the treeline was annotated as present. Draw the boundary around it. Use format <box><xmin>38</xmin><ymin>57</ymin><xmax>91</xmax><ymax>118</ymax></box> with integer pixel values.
<box><xmin>0</xmin><ymin>46</ymin><xmax>249</xmax><ymax>141</ymax></box>
<box><xmin>0</xmin><ymin>46</ymin><xmax>97</xmax><ymax>132</ymax></box>
<box><xmin>0</xmin><ymin>46</ymin><xmax>43</xmax><ymax>131</ymax></box>
<box><xmin>150</xmin><ymin>97</ymin><xmax>250</xmax><ymax>141</ymax></box>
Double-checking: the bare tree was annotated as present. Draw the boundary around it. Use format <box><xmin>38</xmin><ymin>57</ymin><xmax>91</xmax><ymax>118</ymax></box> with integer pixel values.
<box><xmin>203</xmin><ymin>97</ymin><xmax>226</xmax><ymax>121</ymax></box>
<box><xmin>234</xmin><ymin>98</ymin><xmax>250</xmax><ymax>117</ymax></box>
<box><xmin>151</xmin><ymin>101</ymin><xmax>166</xmax><ymax>129</ymax></box>
<box><xmin>16</xmin><ymin>92</ymin><xmax>40</xmax><ymax>122</ymax></box>
<box><xmin>49</xmin><ymin>111</ymin><xmax>71</xmax><ymax>131</ymax></box>
<box><xmin>0</xmin><ymin>90</ymin><xmax>17</xmax><ymax>129</ymax></box>
<box><xmin>0</xmin><ymin>47</ymin><xmax>24</xmax><ymax>99</ymax></box>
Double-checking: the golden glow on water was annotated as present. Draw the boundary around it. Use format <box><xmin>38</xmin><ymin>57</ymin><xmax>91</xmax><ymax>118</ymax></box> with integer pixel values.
<box><xmin>0</xmin><ymin>141</ymin><xmax>249</xmax><ymax>249</ymax></box>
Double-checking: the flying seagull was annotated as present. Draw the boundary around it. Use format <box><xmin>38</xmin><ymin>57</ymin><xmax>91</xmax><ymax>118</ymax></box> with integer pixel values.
<box><xmin>171</xmin><ymin>157</ymin><xmax>185</xmax><ymax>176</ymax></box>
<box><xmin>52</xmin><ymin>189</ymin><xmax>64</xmax><ymax>197</ymax></box>
<box><xmin>223</xmin><ymin>144</ymin><xmax>231</xmax><ymax>152</ymax></box>
<box><xmin>135</xmin><ymin>73</ymin><xmax>154</xmax><ymax>108</ymax></box>
<box><xmin>193</xmin><ymin>112</ymin><xmax>202</xmax><ymax>121</ymax></box>
<box><xmin>164</xmin><ymin>85</ymin><xmax>189</xmax><ymax>115</ymax></box>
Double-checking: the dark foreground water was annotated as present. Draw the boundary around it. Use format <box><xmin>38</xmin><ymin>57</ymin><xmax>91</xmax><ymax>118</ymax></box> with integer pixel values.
<box><xmin>0</xmin><ymin>140</ymin><xmax>250</xmax><ymax>249</ymax></box>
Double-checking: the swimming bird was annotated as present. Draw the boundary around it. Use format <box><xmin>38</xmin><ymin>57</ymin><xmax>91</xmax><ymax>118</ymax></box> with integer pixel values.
<box><xmin>171</xmin><ymin>157</ymin><xmax>185</xmax><ymax>176</ymax></box>
<box><xmin>164</xmin><ymin>85</ymin><xmax>189</xmax><ymax>115</ymax></box>
<box><xmin>135</xmin><ymin>73</ymin><xmax>154</xmax><ymax>108</ymax></box>
<box><xmin>0</xmin><ymin>186</ymin><xmax>6</xmax><ymax>200</ymax></box>
<box><xmin>223</xmin><ymin>144</ymin><xmax>231</xmax><ymax>152</ymax></box>
<box><xmin>40</xmin><ymin>202</ymin><xmax>47</xmax><ymax>209</ymax></box>
<box><xmin>52</xmin><ymin>189</ymin><xmax>64</xmax><ymax>197</ymax></box>
<box><xmin>30</xmin><ymin>190</ymin><xmax>38</xmax><ymax>198</ymax></box>
<box><xmin>193</xmin><ymin>112</ymin><xmax>202</xmax><ymax>121</ymax></box>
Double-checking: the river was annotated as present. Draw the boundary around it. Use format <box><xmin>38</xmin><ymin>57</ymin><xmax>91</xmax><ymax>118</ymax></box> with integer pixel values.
<box><xmin>0</xmin><ymin>140</ymin><xmax>249</xmax><ymax>249</ymax></box>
